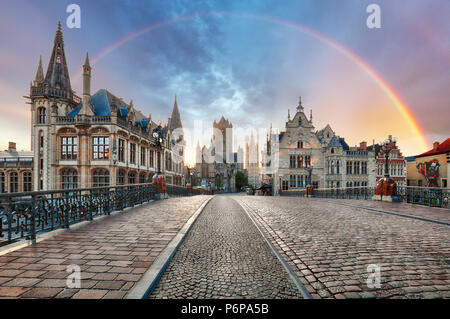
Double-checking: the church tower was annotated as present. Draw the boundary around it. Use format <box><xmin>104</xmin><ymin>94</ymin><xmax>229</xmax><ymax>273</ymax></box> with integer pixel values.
<box><xmin>29</xmin><ymin>22</ymin><xmax>79</xmax><ymax>191</ymax></box>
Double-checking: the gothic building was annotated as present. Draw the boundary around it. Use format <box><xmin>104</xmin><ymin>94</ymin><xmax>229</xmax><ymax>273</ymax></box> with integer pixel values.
<box><xmin>262</xmin><ymin>97</ymin><xmax>377</xmax><ymax>192</ymax></box>
<box><xmin>195</xmin><ymin>116</ymin><xmax>239</xmax><ymax>191</ymax></box>
<box><xmin>245</xmin><ymin>131</ymin><xmax>260</xmax><ymax>187</ymax></box>
<box><xmin>27</xmin><ymin>22</ymin><xmax>185</xmax><ymax>191</ymax></box>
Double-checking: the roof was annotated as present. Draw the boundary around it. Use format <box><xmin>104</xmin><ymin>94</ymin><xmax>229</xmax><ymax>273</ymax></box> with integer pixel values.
<box><xmin>415</xmin><ymin>138</ymin><xmax>450</xmax><ymax>158</ymax></box>
<box><xmin>0</xmin><ymin>150</ymin><xmax>33</xmax><ymax>159</ymax></box>
<box><xmin>327</xmin><ymin>136</ymin><xmax>349</xmax><ymax>150</ymax></box>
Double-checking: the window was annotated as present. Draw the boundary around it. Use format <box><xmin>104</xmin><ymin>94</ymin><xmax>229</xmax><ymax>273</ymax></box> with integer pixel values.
<box><xmin>61</xmin><ymin>168</ymin><xmax>77</xmax><ymax>189</ymax></box>
<box><xmin>117</xmin><ymin>169</ymin><xmax>126</xmax><ymax>185</ymax></box>
<box><xmin>290</xmin><ymin>175</ymin><xmax>296</xmax><ymax>188</ymax></box>
<box><xmin>10</xmin><ymin>172</ymin><xmax>18</xmax><ymax>193</ymax></box>
<box><xmin>297</xmin><ymin>156</ymin><xmax>303</xmax><ymax>168</ymax></box>
<box><xmin>139</xmin><ymin>172</ymin><xmax>146</xmax><ymax>184</ymax></box>
<box><xmin>282</xmin><ymin>180</ymin><xmax>288</xmax><ymax>191</ymax></box>
<box><xmin>305</xmin><ymin>156</ymin><xmax>311</xmax><ymax>167</ymax></box>
<box><xmin>297</xmin><ymin>141</ymin><xmax>303</xmax><ymax>149</ymax></box>
<box><xmin>130</xmin><ymin>143</ymin><xmax>136</xmax><ymax>164</ymax></box>
<box><xmin>38</xmin><ymin>107</ymin><xmax>46</xmax><ymax>124</ymax></box>
<box><xmin>418</xmin><ymin>180</ymin><xmax>423</xmax><ymax>187</ymax></box>
<box><xmin>23</xmin><ymin>172</ymin><xmax>32</xmax><ymax>192</ymax></box>
<box><xmin>442</xmin><ymin>179</ymin><xmax>447</xmax><ymax>188</ymax></box>
<box><xmin>0</xmin><ymin>172</ymin><xmax>5</xmax><ymax>193</ymax></box>
<box><xmin>290</xmin><ymin>155</ymin><xmax>296</xmax><ymax>169</ymax></box>
<box><xmin>336</xmin><ymin>160</ymin><xmax>340</xmax><ymax>174</ymax></box>
<box><xmin>118</xmin><ymin>139</ymin><xmax>125</xmax><ymax>162</ymax></box>
<box><xmin>140</xmin><ymin>147</ymin><xmax>146</xmax><ymax>166</ymax></box>
<box><xmin>347</xmin><ymin>161</ymin><xmax>352</xmax><ymax>174</ymax></box>
<box><xmin>128</xmin><ymin>171</ymin><xmax>136</xmax><ymax>184</ymax></box>
<box><xmin>353</xmin><ymin>161</ymin><xmax>360</xmax><ymax>175</ymax></box>
<box><xmin>297</xmin><ymin>175</ymin><xmax>304</xmax><ymax>188</ymax></box>
<box><xmin>40</xmin><ymin>135</ymin><xmax>44</xmax><ymax>148</ymax></box>
<box><xmin>92</xmin><ymin>169</ymin><xmax>109</xmax><ymax>187</ymax></box>
<box><xmin>61</xmin><ymin>136</ymin><xmax>78</xmax><ymax>160</ymax></box>
<box><xmin>150</xmin><ymin>150</ymin><xmax>154</xmax><ymax>167</ymax></box>
<box><xmin>361</xmin><ymin>162</ymin><xmax>367</xmax><ymax>175</ymax></box>
<box><xmin>93</xmin><ymin>136</ymin><xmax>110</xmax><ymax>160</ymax></box>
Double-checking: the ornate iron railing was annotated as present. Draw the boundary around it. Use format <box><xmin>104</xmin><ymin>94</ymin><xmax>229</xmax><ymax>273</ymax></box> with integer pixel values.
<box><xmin>281</xmin><ymin>186</ymin><xmax>449</xmax><ymax>209</ymax></box>
<box><xmin>0</xmin><ymin>183</ymin><xmax>203</xmax><ymax>246</ymax></box>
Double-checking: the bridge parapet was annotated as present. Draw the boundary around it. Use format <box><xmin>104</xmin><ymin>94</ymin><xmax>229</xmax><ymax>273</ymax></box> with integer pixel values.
<box><xmin>0</xmin><ymin>183</ymin><xmax>208</xmax><ymax>247</ymax></box>
<box><xmin>281</xmin><ymin>186</ymin><xmax>449</xmax><ymax>209</ymax></box>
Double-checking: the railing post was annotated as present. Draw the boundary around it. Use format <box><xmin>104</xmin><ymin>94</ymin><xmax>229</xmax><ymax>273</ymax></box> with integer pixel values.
<box><xmin>30</xmin><ymin>195</ymin><xmax>36</xmax><ymax>244</ymax></box>
<box><xmin>6</xmin><ymin>197</ymin><xmax>12</xmax><ymax>243</ymax></box>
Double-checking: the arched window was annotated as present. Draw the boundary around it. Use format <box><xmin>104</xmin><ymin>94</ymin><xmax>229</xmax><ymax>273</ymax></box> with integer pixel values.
<box><xmin>10</xmin><ymin>172</ymin><xmax>18</xmax><ymax>193</ymax></box>
<box><xmin>128</xmin><ymin>171</ymin><xmax>136</xmax><ymax>184</ymax></box>
<box><xmin>61</xmin><ymin>168</ymin><xmax>78</xmax><ymax>189</ymax></box>
<box><xmin>139</xmin><ymin>172</ymin><xmax>146</xmax><ymax>184</ymax></box>
<box><xmin>0</xmin><ymin>172</ymin><xmax>5</xmax><ymax>193</ymax></box>
<box><xmin>92</xmin><ymin>169</ymin><xmax>110</xmax><ymax>187</ymax></box>
<box><xmin>38</xmin><ymin>107</ymin><xmax>46</xmax><ymax>124</ymax></box>
<box><xmin>297</xmin><ymin>141</ymin><xmax>303</xmax><ymax>149</ymax></box>
<box><xmin>117</xmin><ymin>169</ymin><xmax>126</xmax><ymax>185</ymax></box>
<box><xmin>23</xmin><ymin>172</ymin><xmax>32</xmax><ymax>192</ymax></box>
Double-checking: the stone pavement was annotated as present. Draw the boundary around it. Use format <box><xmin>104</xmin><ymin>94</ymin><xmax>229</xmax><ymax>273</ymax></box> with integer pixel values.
<box><xmin>331</xmin><ymin>198</ymin><xmax>450</xmax><ymax>223</ymax></box>
<box><xmin>0</xmin><ymin>196</ymin><xmax>211</xmax><ymax>299</ymax></box>
<box><xmin>149</xmin><ymin>196</ymin><xmax>302</xmax><ymax>299</ymax></box>
<box><xmin>234</xmin><ymin>196</ymin><xmax>450</xmax><ymax>299</ymax></box>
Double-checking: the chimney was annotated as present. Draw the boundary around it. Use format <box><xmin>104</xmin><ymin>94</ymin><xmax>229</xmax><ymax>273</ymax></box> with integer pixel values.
<box><xmin>433</xmin><ymin>141</ymin><xmax>439</xmax><ymax>151</ymax></box>
<box><xmin>8</xmin><ymin>142</ymin><xmax>16</xmax><ymax>152</ymax></box>
<box><xmin>360</xmin><ymin>141</ymin><xmax>367</xmax><ymax>151</ymax></box>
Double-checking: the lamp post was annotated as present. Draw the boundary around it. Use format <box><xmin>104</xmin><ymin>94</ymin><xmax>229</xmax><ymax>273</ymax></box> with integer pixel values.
<box><xmin>372</xmin><ymin>136</ymin><xmax>398</xmax><ymax>202</ymax></box>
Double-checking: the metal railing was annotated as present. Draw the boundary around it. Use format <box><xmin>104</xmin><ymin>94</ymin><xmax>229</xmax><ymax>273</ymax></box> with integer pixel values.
<box><xmin>0</xmin><ymin>183</ymin><xmax>204</xmax><ymax>246</ymax></box>
<box><xmin>281</xmin><ymin>186</ymin><xmax>449</xmax><ymax>209</ymax></box>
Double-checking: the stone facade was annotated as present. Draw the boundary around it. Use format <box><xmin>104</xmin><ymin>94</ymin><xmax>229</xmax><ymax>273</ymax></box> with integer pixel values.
<box><xmin>262</xmin><ymin>97</ymin><xmax>377</xmax><ymax>193</ymax></box>
<box><xmin>195</xmin><ymin>116</ymin><xmax>238</xmax><ymax>192</ymax></box>
<box><xmin>28</xmin><ymin>23</ymin><xmax>184</xmax><ymax>191</ymax></box>
<box><xmin>0</xmin><ymin>142</ymin><xmax>33</xmax><ymax>193</ymax></box>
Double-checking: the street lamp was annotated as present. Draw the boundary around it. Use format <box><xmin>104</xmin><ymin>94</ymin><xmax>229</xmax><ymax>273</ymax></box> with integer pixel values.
<box><xmin>372</xmin><ymin>136</ymin><xmax>398</xmax><ymax>202</ymax></box>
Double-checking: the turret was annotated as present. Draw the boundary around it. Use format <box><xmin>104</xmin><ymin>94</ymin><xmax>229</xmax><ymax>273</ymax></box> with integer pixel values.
<box><xmin>79</xmin><ymin>52</ymin><xmax>94</xmax><ymax>116</ymax></box>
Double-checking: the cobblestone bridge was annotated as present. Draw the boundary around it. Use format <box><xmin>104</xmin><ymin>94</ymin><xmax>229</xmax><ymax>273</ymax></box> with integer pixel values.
<box><xmin>0</xmin><ymin>195</ymin><xmax>448</xmax><ymax>299</ymax></box>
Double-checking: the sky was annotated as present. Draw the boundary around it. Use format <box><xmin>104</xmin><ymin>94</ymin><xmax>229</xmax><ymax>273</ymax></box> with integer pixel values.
<box><xmin>0</xmin><ymin>0</ymin><xmax>448</xmax><ymax>164</ymax></box>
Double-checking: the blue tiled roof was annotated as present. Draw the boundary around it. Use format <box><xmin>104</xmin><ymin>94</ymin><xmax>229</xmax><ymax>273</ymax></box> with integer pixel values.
<box><xmin>119</xmin><ymin>108</ymin><xmax>128</xmax><ymax>117</ymax></box>
<box><xmin>67</xmin><ymin>89</ymin><xmax>115</xmax><ymax>117</ymax></box>
<box><xmin>140</xmin><ymin>118</ymin><xmax>149</xmax><ymax>128</ymax></box>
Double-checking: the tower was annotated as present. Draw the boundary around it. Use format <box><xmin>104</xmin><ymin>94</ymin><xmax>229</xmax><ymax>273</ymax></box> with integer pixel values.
<box><xmin>29</xmin><ymin>22</ymin><xmax>79</xmax><ymax>191</ymax></box>
<box><xmin>79</xmin><ymin>52</ymin><xmax>94</xmax><ymax>116</ymax></box>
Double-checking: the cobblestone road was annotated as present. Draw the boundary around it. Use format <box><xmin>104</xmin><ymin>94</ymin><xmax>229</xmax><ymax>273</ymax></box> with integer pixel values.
<box><xmin>0</xmin><ymin>196</ymin><xmax>210</xmax><ymax>299</ymax></box>
<box><xmin>234</xmin><ymin>196</ymin><xmax>450</xmax><ymax>299</ymax></box>
<box><xmin>149</xmin><ymin>196</ymin><xmax>302</xmax><ymax>299</ymax></box>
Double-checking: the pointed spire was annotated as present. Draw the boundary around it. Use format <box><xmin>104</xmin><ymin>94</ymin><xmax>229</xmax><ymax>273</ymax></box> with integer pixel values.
<box><xmin>297</xmin><ymin>96</ymin><xmax>304</xmax><ymax>112</ymax></box>
<box><xmin>79</xmin><ymin>51</ymin><xmax>94</xmax><ymax>116</ymax></box>
<box><xmin>169</xmin><ymin>94</ymin><xmax>183</xmax><ymax>131</ymax></box>
<box><xmin>288</xmin><ymin>109</ymin><xmax>291</xmax><ymax>120</ymax></box>
<box><xmin>45</xmin><ymin>21</ymin><xmax>71</xmax><ymax>92</ymax></box>
<box><xmin>310</xmin><ymin>109</ymin><xmax>313</xmax><ymax>122</ymax></box>
<box><xmin>83</xmin><ymin>51</ymin><xmax>90</xmax><ymax>67</ymax></box>
<box><xmin>34</xmin><ymin>55</ymin><xmax>44</xmax><ymax>84</ymax></box>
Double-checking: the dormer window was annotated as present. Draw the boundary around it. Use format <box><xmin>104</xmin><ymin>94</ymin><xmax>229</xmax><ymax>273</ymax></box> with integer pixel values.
<box><xmin>297</xmin><ymin>141</ymin><xmax>303</xmax><ymax>149</ymax></box>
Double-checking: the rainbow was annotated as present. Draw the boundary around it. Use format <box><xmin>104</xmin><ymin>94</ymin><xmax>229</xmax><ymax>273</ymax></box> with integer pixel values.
<box><xmin>72</xmin><ymin>11</ymin><xmax>429</xmax><ymax>151</ymax></box>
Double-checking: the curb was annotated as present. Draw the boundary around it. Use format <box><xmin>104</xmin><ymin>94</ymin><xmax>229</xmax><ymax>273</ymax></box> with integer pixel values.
<box><xmin>0</xmin><ymin>200</ymin><xmax>154</xmax><ymax>256</ymax></box>
<box><xmin>236</xmin><ymin>199</ymin><xmax>312</xmax><ymax>299</ymax></box>
<box><xmin>125</xmin><ymin>195</ymin><xmax>215</xmax><ymax>299</ymax></box>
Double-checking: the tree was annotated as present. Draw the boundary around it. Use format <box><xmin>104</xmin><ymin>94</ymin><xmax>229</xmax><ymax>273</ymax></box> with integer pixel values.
<box><xmin>235</xmin><ymin>171</ymin><xmax>248</xmax><ymax>191</ymax></box>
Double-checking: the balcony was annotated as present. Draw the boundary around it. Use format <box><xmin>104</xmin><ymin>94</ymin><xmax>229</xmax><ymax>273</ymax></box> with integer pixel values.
<box><xmin>31</xmin><ymin>86</ymin><xmax>81</xmax><ymax>104</ymax></box>
<box><xmin>56</xmin><ymin>115</ymin><xmax>112</xmax><ymax>125</ymax></box>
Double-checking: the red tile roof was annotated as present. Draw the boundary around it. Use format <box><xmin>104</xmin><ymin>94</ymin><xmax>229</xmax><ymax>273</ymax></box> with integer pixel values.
<box><xmin>415</xmin><ymin>138</ymin><xmax>450</xmax><ymax>158</ymax></box>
